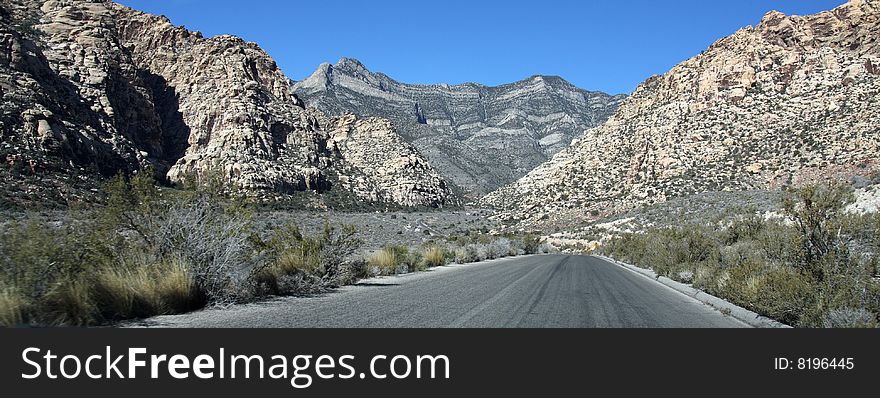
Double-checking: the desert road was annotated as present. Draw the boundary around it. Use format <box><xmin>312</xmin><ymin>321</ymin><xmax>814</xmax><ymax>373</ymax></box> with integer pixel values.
<box><xmin>134</xmin><ymin>255</ymin><xmax>747</xmax><ymax>328</ymax></box>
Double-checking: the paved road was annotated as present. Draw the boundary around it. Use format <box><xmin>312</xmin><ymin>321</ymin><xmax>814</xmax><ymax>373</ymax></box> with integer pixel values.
<box><xmin>134</xmin><ymin>255</ymin><xmax>746</xmax><ymax>328</ymax></box>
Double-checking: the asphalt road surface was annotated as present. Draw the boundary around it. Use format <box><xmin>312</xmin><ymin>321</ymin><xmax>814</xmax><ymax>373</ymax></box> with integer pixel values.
<box><xmin>134</xmin><ymin>255</ymin><xmax>747</xmax><ymax>328</ymax></box>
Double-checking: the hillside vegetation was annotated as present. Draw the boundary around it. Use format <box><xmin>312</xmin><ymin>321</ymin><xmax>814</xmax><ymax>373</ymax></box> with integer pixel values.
<box><xmin>0</xmin><ymin>171</ymin><xmax>543</xmax><ymax>327</ymax></box>
<box><xmin>601</xmin><ymin>182</ymin><xmax>880</xmax><ymax>327</ymax></box>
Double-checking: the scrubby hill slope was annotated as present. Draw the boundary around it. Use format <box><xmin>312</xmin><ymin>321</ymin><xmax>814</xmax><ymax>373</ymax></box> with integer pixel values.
<box><xmin>483</xmin><ymin>0</ymin><xmax>880</xmax><ymax>229</ymax></box>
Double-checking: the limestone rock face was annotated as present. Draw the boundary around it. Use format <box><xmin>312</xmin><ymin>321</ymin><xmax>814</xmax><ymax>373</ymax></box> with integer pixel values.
<box><xmin>323</xmin><ymin>114</ymin><xmax>453</xmax><ymax>207</ymax></box>
<box><xmin>293</xmin><ymin>58</ymin><xmax>625</xmax><ymax>197</ymax></box>
<box><xmin>483</xmin><ymin>0</ymin><xmax>880</xmax><ymax>229</ymax></box>
<box><xmin>0</xmin><ymin>0</ymin><xmax>454</xmax><ymax>207</ymax></box>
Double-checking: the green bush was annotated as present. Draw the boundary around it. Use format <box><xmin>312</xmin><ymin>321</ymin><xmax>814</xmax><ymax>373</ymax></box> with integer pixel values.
<box><xmin>754</xmin><ymin>221</ymin><xmax>802</xmax><ymax>266</ymax></box>
<box><xmin>253</xmin><ymin>222</ymin><xmax>361</xmax><ymax>295</ymax></box>
<box><xmin>724</xmin><ymin>215</ymin><xmax>765</xmax><ymax>245</ymax></box>
<box><xmin>751</xmin><ymin>267</ymin><xmax>815</xmax><ymax>326</ymax></box>
<box><xmin>521</xmin><ymin>234</ymin><xmax>541</xmax><ymax>254</ymax></box>
<box><xmin>782</xmin><ymin>182</ymin><xmax>855</xmax><ymax>278</ymax></box>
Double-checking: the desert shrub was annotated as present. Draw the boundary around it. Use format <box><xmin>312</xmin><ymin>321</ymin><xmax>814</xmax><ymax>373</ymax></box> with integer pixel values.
<box><xmin>453</xmin><ymin>243</ymin><xmax>488</xmax><ymax>263</ymax></box>
<box><xmin>422</xmin><ymin>246</ymin><xmax>446</xmax><ymax>268</ymax></box>
<box><xmin>507</xmin><ymin>239</ymin><xmax>526</xmax><ymax>256</ymax></box>
<box><xmin>537</xmin><ymin>243</ymin><xmax>554</xmax><ymax>254</ymax></box>
<box><xmin>347</xmin><ymin>258</ymin><xmax>372</xmax><ymax>280</ymax></box>
<box><xmin>317</xmin><ymin>224</ymin><xmax>361</xmax><ymax>285</ymax></box>
<box><xmin>253</xmin><ymin>222</ymin><xmax>361</xmax><ymax>295</ymax></box>
<box><xmin>443</xmin><ymin>246</ymin><xmax>457</xmax><ymax>262</ymax></box>
<box><xmin>253</xmin><ymin>224</ymin><xmax>323</xmax><ymax>295</ymax></box>
<box><xmin>149</xmin><ymin>259</ymin><xmax>201</xmax><ymax>313</ymax></box>
<box><xmin>486</xmin><ymin>238</ymin><xmax>511</xmax><ymax>259</ymax></box>
<box><xmin>823</xmin><ymin>307</ymin><xmax>879</xmax><ymax>328</ymax></box>
<box><xmin>724</xmin><ymin>215</ymin><xmax>764</xmax><ymax>245</ymax></box>
<box><xmin>522</xmin><ymin>234</ymin><xmax>541</xmax><ymax>254</ymax></box>
<box><xmin>453</xmin><ymin>246</ymin><xmax>473</xmax><ymax>264</ymax></box>
<box><xmin>750</xmin><ymin>267</ymin><xmax>816</xmax><ymax>325</ymax></box>
<box><xmin>386</xmin><ymin>245</ymin><xmax>415</xmax><ymax>273</ymax></box>
<box><xmin>473</xmin><ymin>243</ymin><xmax>489</xmax><ymax>261</ymax></box>
<box><xmin>279</xmin><ymin>247</ymin><xmax>323</xmax><ymax>274</ymax></box>
<box><xmin>782</xmin><ymin>182</ymin><xmax>855</xmax><ymax>277</ymax></box>
<box><xmin>754</xmin><ymin>220</ymin><xmax>803</xmax><ymax>266</ymax></box>
<box><xmin>875</xmin><ymin>213</ymin><xmax>880</xmax><ymax>248</ymax></box>
<box><xmin>0</xmin><ymin>218</ymin><xmax>113</xmax><ymax>302</ymax></box>
<box><xmin>0</xmin><ymin>167</ymin><xmax>370</xmax><ymax>326</ymax></box>
<box><xmin>98</xmin><ymin>169</ymin><xmax>261</xmax><ymax>305</ymax></box>
<box><xmin>100</xmin><ymin>170</ymin><xmax>164</xmax><ymax>245</ymax></box>
<box><xmin>0</xmin><ymin>216</ymin><xmax>123</xmax><ymax>326</ymax></box>
<box><xmin>865</xmin><ymin>281</ymin><xmax>880</xmax><ymax>318</ymax></box>
<box><xmin>718</xmin><ymin>240</ymin><xmax>763</xmax><ymax>269</ymax></box>
<box><xmin>604</xmin><ymin>228</ymin><xmax>712</xmax><ymax>277</ymax></box>
<box><xmin>92</xmin><ymin>267</ymin><xmax>159</xmax><ymax>320</ymax></box>
<box><xmin>445</xmin><ymin>233</ymin><xmax>540</xmax><ymax>262</ymax></box>
<box><xmin>408</xmin><ymin>250</ymin><xmax>426</xmax><ymax>272</ymax></box>
<box><xmin>716</xmin><ymin>260</ymin><xmax>765</xmax><ymax>305</ymax></box>
<box><xmin>148</xmin><ymin>195</ymin><xmax>252</xmax><ymax>304</ymax></box>
<box><xmin>692</xmin><ymin>264</ymin><xmax>721</xmax><ymax>291</ymax></box>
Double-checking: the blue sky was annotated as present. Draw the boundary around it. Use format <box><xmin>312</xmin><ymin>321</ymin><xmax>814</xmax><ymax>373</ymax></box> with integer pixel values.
<box><xmin>117</xmin><ymin>0</ymin><xmax>845</xmax><ymax>95</ymax></box>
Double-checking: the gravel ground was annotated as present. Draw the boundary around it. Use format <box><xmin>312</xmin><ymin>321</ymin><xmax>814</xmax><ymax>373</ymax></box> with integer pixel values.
<box><xmin>255</xmin><ymin>208</ymin><xmax>499</xmax><ymax>254</ymax></box>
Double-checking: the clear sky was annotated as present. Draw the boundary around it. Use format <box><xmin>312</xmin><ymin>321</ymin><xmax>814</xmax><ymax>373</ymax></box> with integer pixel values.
<box><xmin>116</xmin><ymin>0</ymin><xmax>845</xmax><ymax>95</ymax></box>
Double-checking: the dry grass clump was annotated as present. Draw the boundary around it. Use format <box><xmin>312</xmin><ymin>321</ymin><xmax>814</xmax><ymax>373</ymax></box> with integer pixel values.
<box><xmin>92</xmin><ymin>258</ymin><xmax>199</xmax><ymax>321</ymax></box>
<box><xmin>0</xmin><ymin>285</ymin><xmax>27</xmax><ymax>327</ymax></box>
<box><xmin>422</xmin><ymin>246</ymin><xmax>447</xmax><ymax>268</ymax></box>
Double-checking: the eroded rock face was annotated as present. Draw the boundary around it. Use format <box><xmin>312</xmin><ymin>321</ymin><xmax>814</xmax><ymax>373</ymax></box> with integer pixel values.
<box><xmin>0</xmin><ymin>0</ymin><xmax>454</xmax><ymax>207</ymax></box>
<box><xmin>293</xmin><ymin>58</ymin><xmax>625</xmax><ymax>197</ymax></box>
<box><xmin>323</xmin><ymin>114</ymin><xmax>453</xmax><ymax>207</ymax></box>
<box><xmin>483</xmin><ymin>0</ymin><xmax>880</xmax><ymax>229</ymax></box>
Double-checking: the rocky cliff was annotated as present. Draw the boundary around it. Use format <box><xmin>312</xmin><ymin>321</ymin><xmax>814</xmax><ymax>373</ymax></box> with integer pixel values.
<box><xmin>483</xmin><ymin>0</ymin><xmax>880</xmax><ymax>230</ymax></box>
<box><xmin>0</xmin><ymin>0</ymin><xmax>454</xmax><ymax>208</ymax></box>
<box><xmin>293</xmin><ymin>58</ymin><xmax>625</xmax><ymax>197</ymax></box>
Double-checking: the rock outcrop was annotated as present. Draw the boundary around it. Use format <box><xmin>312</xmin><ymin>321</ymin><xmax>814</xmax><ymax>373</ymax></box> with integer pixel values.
<box><xmin>321</xmin><ymin>114</ymin><xmax>453</xmax><ymax>207</ymax></box>
<box><xmin>0</xmin><ymin>0</ymin><xmax>454</xmax><ymax>207</ymax></box>
<box><xmin>293</xmin><ymin>58</ymin><xmax>625</xmax><ymax>197</ymax></box>
<box><xmin>483</xmin><ymin>0</ymin><xmax>880</xmax><ymax>229</ymax></box>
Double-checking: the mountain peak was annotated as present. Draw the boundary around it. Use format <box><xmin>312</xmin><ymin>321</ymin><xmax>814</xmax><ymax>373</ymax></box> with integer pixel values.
<box><xmin>336</xmin><ymin>57</ymin><xmax>366</xmax><ymax>67</ymax></box>
<box><xmin>759</xmin><ymin>10</ymin><xmax>787</xmax><ymax>25</ymax></box>
<box><xmin>335</xmin><ymin>57</ymin><xmax>371</xmax><ymax>74</ymax></box>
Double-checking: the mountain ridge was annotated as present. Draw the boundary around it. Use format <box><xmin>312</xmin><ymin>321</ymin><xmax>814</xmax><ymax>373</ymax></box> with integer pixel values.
<box><xmin>293</xmin><ymin>57</ymin><xmax>625</xmax><ymax>196</ymax></box>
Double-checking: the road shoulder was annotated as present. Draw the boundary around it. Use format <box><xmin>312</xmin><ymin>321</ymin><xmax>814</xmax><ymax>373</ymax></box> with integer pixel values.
<box><xmin>592</xmin><ymin>255</ymin><xmax>790</xmax><ymax>328</ymax></box>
